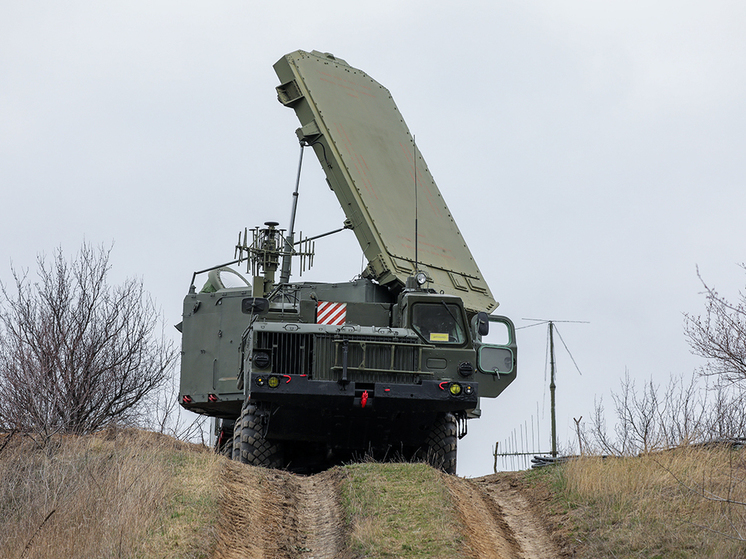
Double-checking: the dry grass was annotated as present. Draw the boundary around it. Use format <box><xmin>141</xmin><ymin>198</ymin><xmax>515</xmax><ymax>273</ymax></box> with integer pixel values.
<box><xmin>340</xmin><ymin>462</ymin><xmax>464</xmax><ymax>558</ymax></box>
<box><xmin>541</xmin><ymin>446</ymin><xmax>746</xmax><ymax>558</ymax></box>
<box><xmin>7</xmin><ymin>429</ymin><xmax>745</xmax><ymax>559</ymax></box>
<box><xmin>0</xmin><ymin>429</ymin><xmax>220</xmax><ymax>559</ymax></box>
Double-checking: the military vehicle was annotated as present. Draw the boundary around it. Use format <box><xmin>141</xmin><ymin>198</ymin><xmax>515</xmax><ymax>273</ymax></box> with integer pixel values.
<box><xmin>177</xmin><ymin>50</ymin><xmax>517</xmax><ymax>474</ymax></box>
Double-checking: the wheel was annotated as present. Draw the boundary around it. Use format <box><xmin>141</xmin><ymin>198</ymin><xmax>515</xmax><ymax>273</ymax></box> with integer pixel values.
<box><xmin>425</xmin><ymin>412</ymin><xmax>458</xmax><ymax>474</ymax></box>
<box><xmin>235</xmin><ymin>401</ymin><xmax>284</xmax><ymax>468</ymax></box>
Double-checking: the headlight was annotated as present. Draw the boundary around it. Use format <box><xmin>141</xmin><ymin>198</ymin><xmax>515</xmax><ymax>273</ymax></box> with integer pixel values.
<box><xmin>267</xmin><ymin>376</ymin><xmax>281</xmax><ymax>389</ymax></box>
<box><xmin>449</xmin><ymin>382</ymin><xmax>462</xmax><ymax>396</ymax></box>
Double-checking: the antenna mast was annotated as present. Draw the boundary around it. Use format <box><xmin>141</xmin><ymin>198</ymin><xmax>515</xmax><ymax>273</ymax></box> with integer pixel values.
<box><xmin>414</xmin><ymin>136</ymin><xmax>418</xmax><ymax>274</ymax></box>
<box><xmin>280</xmin><ymin>142</ymin><xmax>305</xmax><ymax>285</ymax></box>
<box><xmin>549</xmin><ymin>321</ymin><xmax>557</xmax><ymax>457</ymax></box>
<box><xmin>521</xmin><ymin>318</ymin><xmax>588</xmax><ymax>458</ymax></box>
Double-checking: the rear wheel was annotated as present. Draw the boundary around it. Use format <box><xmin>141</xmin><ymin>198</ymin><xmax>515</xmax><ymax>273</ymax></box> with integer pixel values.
<box><xmin>235</xmin><ymin>401</ymin><xmax>284</xmax><ymax>468</ymax></box>
<box><xmin>425</xmin><ymin>412</ymin><xmax>458</xmax><ymax>474</ymax></box>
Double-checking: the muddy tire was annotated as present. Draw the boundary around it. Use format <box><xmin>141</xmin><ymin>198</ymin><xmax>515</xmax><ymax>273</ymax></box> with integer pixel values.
<box><xmin>235</xmin><ymin>401</ymin><xmax>284</xmax><ymax>468</ymax></box>
<box><xmin>426</xmin><ymin>412</ymin><xmax>458</xmax><ymax>474</ymax></box>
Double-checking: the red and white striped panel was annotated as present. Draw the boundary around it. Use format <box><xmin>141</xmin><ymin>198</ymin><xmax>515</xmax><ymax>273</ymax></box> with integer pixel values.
<box><xmin>316</xmin><ymin>301</ymin><xmax>347</xmax><ymax>325</ymax></box>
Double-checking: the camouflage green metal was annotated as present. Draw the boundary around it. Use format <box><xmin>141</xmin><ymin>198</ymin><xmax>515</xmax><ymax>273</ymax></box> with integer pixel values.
<box><xmin>273</xmin><ymin>50</ymin><xmax>497</xmax><ymax>314</ymax></box>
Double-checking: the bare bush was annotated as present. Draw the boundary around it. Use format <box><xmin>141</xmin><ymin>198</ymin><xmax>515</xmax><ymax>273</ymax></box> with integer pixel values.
<box><xmin>143</xmin><ymin>373</ymin><xmax>209</xmax><ymax>443</ymax></box>
<box><xmin>0</xmin><ymin>244</ymin><xmax>176</xmax><ymax>436</ymax></box>
<box><xmin>586</xmin><ymin>372</ymin><xmax>746</xmax><ymax>456</ymax></box>
<box><xmin>685</xmin><ymin>266</ymin><xmax>746</xmax><ymax>384</ymax></box>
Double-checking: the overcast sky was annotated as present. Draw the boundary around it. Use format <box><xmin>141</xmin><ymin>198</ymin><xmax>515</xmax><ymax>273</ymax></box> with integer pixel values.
<box><xmin>2</xmin><ymin>1</ymin><xmax>745</xmax><ymax>477</ymax></box>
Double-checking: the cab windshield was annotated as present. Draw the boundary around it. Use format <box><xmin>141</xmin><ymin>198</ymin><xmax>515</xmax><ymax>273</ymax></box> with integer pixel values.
<box><xmin>411</xmin><ymin>302</ymin><xmax>466</xmax><ymax>345</ymax></box>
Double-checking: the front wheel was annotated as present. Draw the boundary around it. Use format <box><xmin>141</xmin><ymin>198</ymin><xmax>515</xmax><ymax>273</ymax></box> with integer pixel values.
<box><xmin>425</xmin><ymin>412</ymin><xmax>458</xmax><ymax>474</ymax></box>
<box><xmin>234</xmin><ymin>401</ymin><xmax>284</xmax><ymax>468</ymax></box>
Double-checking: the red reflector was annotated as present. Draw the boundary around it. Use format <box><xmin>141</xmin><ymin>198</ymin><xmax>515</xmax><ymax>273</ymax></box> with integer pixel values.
<box><xmin>208</xmin><ymin>394</ymin><xmax>218</xmax><ymax>403</ymax></box>
<box><xmin>384</xmin><ymin>388</ymin><xmax>391</xmax><ymax>392</ymax></box>
<box><xmin>182</xmin><ymin>395</ymin><xmax>193</xmax><ymax>404</ymax></box>
<box><xmin>361</xmin><ymin>390</ymin><xmax>369</xmax><ymax>408</ymax></box>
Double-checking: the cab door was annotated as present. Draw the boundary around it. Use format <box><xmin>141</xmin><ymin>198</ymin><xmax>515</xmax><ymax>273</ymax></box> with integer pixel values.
<box><xmin>474</xmin><ymin>314</ymin><xmax>517</xmax><ymax>398</ymax></box>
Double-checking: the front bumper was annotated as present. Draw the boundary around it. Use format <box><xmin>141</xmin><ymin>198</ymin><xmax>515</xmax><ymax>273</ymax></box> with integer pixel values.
<box><xmin>249</xmin><ymin>372</ymin><xmax>478</xmax><ymax>413</ymax></box>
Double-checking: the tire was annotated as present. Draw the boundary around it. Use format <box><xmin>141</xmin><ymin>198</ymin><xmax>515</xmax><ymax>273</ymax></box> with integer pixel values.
<box><xmin>236</xmin><ymin>401</ymin><xmax>284</xmax><ymax>468</ymax></box>
<box><xmin>425</xmin><ymin>412</ymin><xmax>458</xmax><ymax>474</ymax></box>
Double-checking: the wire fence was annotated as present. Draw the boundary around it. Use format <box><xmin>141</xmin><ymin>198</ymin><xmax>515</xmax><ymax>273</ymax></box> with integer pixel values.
<box><xmin>492</xmin><ymin>409</ymin><xmax>554</xmax><ymax>471</ymax></box>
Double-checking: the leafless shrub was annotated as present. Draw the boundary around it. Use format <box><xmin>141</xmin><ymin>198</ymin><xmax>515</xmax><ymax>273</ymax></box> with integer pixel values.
<box><xmin>585</xmin><ymin>372</ymin><xmax>744</xmax><ymax>456</ymax></box>
<box><xmin>0</xmin><ymin>244</ymin><xmax>176</xmax><ymax>437</ymax></box>
<box><xmin>142</xmin><ymin>372</ymin><xmax>209</xmax><ymax>444</ymax></box>
<box><xmin>685</xmin><ymin>265</ymin><xmax>746</xmax><ymax>384</ymax></box>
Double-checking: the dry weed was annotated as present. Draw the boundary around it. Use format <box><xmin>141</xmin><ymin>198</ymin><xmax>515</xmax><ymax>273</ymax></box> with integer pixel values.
<box><xmin>558</xmin><ymin>446</ymin><xmax>746</xmax><ymax>558</ymax></box>
<box><xmin>0</xmin><ymin>429</ymin><xmax>219</xmax><ymax>559</ymax></box>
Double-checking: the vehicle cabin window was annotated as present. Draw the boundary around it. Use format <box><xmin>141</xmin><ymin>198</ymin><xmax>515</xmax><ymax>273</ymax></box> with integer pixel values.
<box><xmin>411</xmin><ymin>303</ymin><xmax>466</xmax><ymax>345</ymax></box>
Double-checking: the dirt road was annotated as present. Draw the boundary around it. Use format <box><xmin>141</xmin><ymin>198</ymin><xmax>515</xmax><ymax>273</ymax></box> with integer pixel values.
<box><xmin>447</xmin><ymin>473</ymin><xmax>565</xmax><ymax>558</ymax></box>
<box><xmin>213</xmin><ymin>462</ymin><xmax>563</xmax><ymax>559</ymax></box>
<box><xmin>213</xmin><ymin>462</ymin><xmax>350</xmax><ymax>559</ymax></box>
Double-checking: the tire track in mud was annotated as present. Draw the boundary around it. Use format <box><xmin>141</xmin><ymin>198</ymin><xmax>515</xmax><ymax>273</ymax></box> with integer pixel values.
<box><xmin>474</xmin><ymin>475</ymin><xmax>563</xmax><ymax>558</ymax></box>
<box><xmin>214</xmin><ymin>460</ymin><xmax>560</xmax><ymax>559</ymax></box>
<box><xmin>446</xmin><ymin>475</ymin><xmax>523</xmax><ymax>558</ymax></box>
<box><xmin>294</xmin><ymin>470</ymin><xmax>349</xmax><ymax>559</ymax></box>
<box><xmin>445</xmin><ymin>474</ymin><xmax>562</xmax><ymax>559</ymax></box>
<box><xmin>214</xmin><ymin>461</ymin><xmax>349</xmax><ymax>559</ymax></box>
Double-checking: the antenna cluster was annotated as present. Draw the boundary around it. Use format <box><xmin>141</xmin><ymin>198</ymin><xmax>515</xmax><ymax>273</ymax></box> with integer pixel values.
<box><xmin>234</xmin><ymin>222</ymin><xmax>315</xmax><ymax>296</ymax></box>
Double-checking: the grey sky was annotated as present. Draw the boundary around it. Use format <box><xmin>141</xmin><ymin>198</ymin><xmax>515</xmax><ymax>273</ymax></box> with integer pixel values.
<box><xmin>2</xmin><ymin>1</ymin><xmax>745</xmax><ymax>476</ymax></box>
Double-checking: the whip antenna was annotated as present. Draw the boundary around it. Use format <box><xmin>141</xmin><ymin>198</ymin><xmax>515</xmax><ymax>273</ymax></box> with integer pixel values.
<box><xmin>414</xmin><ymin>136</ymin><xmax>418</xmax><ymax>273</ymax></box>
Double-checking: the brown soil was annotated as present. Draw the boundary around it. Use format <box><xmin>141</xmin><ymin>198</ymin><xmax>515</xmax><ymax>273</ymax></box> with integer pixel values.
<box><xmin>214</xmin><ymin>462</ymin><xmax>569</xmax><ymax>559</ymax></box>
<box><xmin>467</xmin><ymin>473</ymin><xmax>573</xmax><ymax>558</ymax></box>
<box><xmin>214</xmin><ymin>461</ymin><xmax>351</xmax><ymax>559</ymax></box>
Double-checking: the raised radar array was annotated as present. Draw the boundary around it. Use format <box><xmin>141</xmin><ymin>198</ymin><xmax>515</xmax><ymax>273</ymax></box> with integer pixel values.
<box><xmin>273</xmin><ymin>50</ymin><xmax>497</xmax><ymax>314</ymax></box>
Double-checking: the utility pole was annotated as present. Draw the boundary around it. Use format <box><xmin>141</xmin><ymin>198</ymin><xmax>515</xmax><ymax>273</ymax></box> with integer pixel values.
<box><xmin>549</xmin><ymin>321</ymin><xmax>557</xmax><ymax>458</ymax></box>
<box><xmin>522</xmin><ymin>317</ymin><xmax>587</xmax><ymax>460</ymax></box>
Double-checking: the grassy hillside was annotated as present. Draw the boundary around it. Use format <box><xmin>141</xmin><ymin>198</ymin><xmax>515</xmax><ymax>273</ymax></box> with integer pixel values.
<box><xmin>0</xmin><ymin>430</ymin><xmax>219</xmax><ymax>559</ymax></box>
<box><xmin>526</xmin><ymin>446</ymin><xmax>746</xmax><ymax>558</ymax></box>
<box><xmin>1</xmin><ymin>429</ymin><xmax>744</xmax><ymax>558</ymax></box>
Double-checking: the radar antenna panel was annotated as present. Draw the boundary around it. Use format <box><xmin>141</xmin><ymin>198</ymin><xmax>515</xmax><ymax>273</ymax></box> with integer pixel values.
<box><xmin>274</xmin><ymin>50</ymin><xmax>497</xmax><ymax>314</ymax></box>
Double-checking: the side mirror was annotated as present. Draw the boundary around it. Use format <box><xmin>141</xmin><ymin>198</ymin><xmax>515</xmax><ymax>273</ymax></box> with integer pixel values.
<box><xmin>476</xmin><ymin>311</ymin><xmax>489</xmax><ymax>337</ymax></box>
<box><xmin>241</xmin><ymin>297</ymin><xmax>269</xmax><ymax>315</ymax></box>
